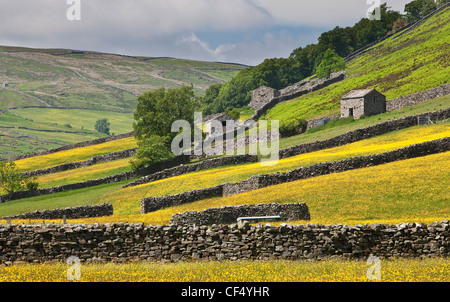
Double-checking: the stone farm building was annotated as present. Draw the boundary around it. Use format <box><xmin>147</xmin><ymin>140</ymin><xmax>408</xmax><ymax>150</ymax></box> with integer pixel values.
<box><xmin>202</xmin><ymin>113</ymin><xmax>235</xmax><ymax>128</ymax></box>
<box><xmin>341</xmin><ymin>89</ymin><xmax>386</xmax><ymax>119</ymax></box>
<box><xmin>249</xmin><ymin>86</ymin><xmax>280</xmax><ymax>110</ymax></box>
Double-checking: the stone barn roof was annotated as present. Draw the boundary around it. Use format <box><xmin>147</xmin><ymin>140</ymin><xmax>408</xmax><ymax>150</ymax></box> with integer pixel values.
<box><xmin>202</xmin><ymin>113</ymin><xmax>235</xmax><ymax>123</ymax></box>
<box><xmin>342</xmin><ymin>89</ymin><xmax>378</xmax><ymax>99</ymax></box>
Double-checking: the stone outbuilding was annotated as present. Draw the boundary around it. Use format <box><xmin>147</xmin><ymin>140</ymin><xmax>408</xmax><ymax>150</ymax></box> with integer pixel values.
<box><xmin>202</xmin><ymin>113</ymin><xmax>235</xmax><ymax>128</ymax></box>
<box><xmin>341</xmin><ymin>88</ymin><xmax>386</xmax><ymax>119</ymax></box>
<box><xmin>249</xmin><ymin>86</ymin><xmax>280</xmax><ymax>110</ymax></box>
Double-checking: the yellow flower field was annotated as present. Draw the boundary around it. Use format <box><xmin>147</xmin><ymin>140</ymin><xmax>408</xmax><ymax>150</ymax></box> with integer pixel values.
<box><xmin>0</xmin><ymin>258</ymin><xmax>448</xmax><ymax>282</ymax></box>
<box><xmin>14</xmin><ymin>136</ymin><xmax>137</xmax><ymax>173</ymax></box>
<box><xmin>35</xmin><ymin>157</ymin><xmax>133</xmax><ymax>188</ymax></box>
<box><xmin>94</xmin><ymin>124</ymin><xmax>449</xmax><ymax>216</ymax></box>
<box><xmin>12</xmin><ymin>150</ymin><xmax>448</xmax><ymax>227</ymax></box>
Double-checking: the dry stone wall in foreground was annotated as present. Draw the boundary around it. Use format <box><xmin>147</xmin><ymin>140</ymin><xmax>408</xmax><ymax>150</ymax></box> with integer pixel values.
<box><xmin>0</xmin><ymin>220</ymin><xmax>448</xmax><ymax>264</ymax></box>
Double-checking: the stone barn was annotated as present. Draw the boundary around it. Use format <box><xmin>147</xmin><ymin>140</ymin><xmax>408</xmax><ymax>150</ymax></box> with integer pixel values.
<box><xmin>249</xmin><ymin>86</ymin><xmax>280</xmax><ymax>110</ymax></box>
<box><xmin>202</xmin><ymin>113</ymin><xmax>235</xmax><ymax>128</ymax></box>
<box><xmin>341</xmin><ymin>89</ymin><xmax>386</xmax><ymax>119</ymax></box>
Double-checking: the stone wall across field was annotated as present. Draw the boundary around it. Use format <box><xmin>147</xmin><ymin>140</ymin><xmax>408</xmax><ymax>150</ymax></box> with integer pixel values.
<box><xmin>0</xmin><ymin>171</ymin><xmax>138</xmax><ymax>204</ymax></box>
<box><xmin>251</xmin><ymin>71</ymin><xmax>346</xmax><ymax>121</ymax></box>
<box><xmin>141</xmin><ymin>137</ymin><xmax>449</xmax><ymax>214</ymax></box>
<box><xmin>9</xmin><ymin>131</ymin><xmax>135</xmax><ymax>161</ymax></box>
<box><xmin>279</xmin><ymin>107</ymin><xmax>450</xmax><ymax>159</ymax></box>
<box><xmin>141</xmin><ymin>185</ymin><xmax>224</xmax><ymax>214</ymax></box>
<box><xmin>125</xmin><ymin>155</ymin><xmax>258</xmax><ymax>188</ymax></box>
<box><xmin>23</xmin><ymin>148</ymin><xmax>138</xmax><ymax>177</ymax></box>
<box><xmin>386</xmin><ymin>84</ymin><xmax>450</xmax><ymax>112</ymax></box>
<box><xmin>0</xmin><ymin>154</ymin><xmax>193</xmax><ymax>204</ymax></box>
<box><xmin>0</xmin><ymin>220</ymin><xmax>448</xmax><ymax>264</ymax></box>
<box><xmin>223</xmin><ymin>137</ymin><xmax>449</xmax><ymax>195</ymax></box>
<box><xmin>170</xmin><ymin>203</ymin><xmax>310</xmax><ymax>225</ymax></box>
<box><xmin>2</xmin><ymin>203</ymin><xmax>113</xmax><ymax>220</ymax></box>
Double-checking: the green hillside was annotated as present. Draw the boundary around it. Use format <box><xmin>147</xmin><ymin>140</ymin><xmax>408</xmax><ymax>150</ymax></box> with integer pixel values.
<box><xmin>0</xmin><ymin>47</ymin><xmax>247</xmax><ymax>159</ymax></box>
<box><xmin>265</xmin><ymin>6</ymin><xmax>450</xmax><ymax>123</ymax></box>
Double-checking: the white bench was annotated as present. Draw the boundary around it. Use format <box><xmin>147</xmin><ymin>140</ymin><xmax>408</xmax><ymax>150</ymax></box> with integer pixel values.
<box><xmin>236</xmin><ymin>216</ymin><xmax>281</xmax><ymax>222</ymax></box>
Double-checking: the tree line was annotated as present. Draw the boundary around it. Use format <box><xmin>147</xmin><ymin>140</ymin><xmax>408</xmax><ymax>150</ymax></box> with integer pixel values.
<box><xmin>198</xmin><ymin>0</ymin><xmax>449</xmax><ymax>115</ymax></box>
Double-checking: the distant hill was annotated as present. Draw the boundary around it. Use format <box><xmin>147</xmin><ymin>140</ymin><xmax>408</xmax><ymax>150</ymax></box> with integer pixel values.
<box><xmin>0</xmin><ymin>46</ymin><xmax>247</xmax><ymax>111</ymax></box>
<box><xmin>0</xmin><ymin>46</ymin><xmax>247</xmax><ymax>159</ymax></box>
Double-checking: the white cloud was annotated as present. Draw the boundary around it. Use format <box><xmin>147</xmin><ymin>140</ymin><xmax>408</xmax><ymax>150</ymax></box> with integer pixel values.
<box><xmin>0</xmin><ymin>0</ymin><xmax>414</xmax><ymax>65</ymax></box>
<box><xmin>173</xmin><ymin>30</ymin><xmax>320</xmax><ymax>65</ymax></box>
<box><xmin>254</xmin><ymin>0</ymin><xmax>412</xmax><ymax>27</ymax></box>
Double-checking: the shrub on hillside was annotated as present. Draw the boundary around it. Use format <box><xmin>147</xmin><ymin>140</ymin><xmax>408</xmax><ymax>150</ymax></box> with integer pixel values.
<box><xmin>316</xmin><ymin>49</ymin><xmax>346</xmax><ymax>79</ymax></box>
<box><xmin>0</xmin><ymin>161</ymin><xmax>40</xmax><ymax>197</ymax></box>
<box><xmin>279</xmin><ymin>118</ymin><xmax>308</xmax><ymax>137</ymax></box>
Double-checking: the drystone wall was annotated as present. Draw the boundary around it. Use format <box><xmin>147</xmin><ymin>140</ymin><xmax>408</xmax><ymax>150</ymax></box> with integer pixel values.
<box><xmin>279</xmin><ymin>107</ymin><xmax>450</xmax><ymax>159</ymax></box>
<box><xmin>0</xmin><ymin>220</ymin><xmax>448</xmax><ymax>264</ymax></box>
<box><xmin>251</xmin><ymin>71</ymin><xmax>346</xmax><ymax>121</ymax></box>
<box><xmin>0</xmin><ymin>155</ymin><xmax>192</xmax><ymax>204</ymax></box>
<box><xmin>23</xmin><ymin>148</ymin><xmax>138</xmax><ymax>177</ymax></box>
<box><xmin>386</xmin><ymin>84</ymin><xmax>450</xmax><ymax>112</ymax></box>
<box><xmin>170</xmin><ymin>203</ymin><xmax>310</xmax><ymax>225</ymax></box>
<box><xmin>2</xmin><ymin>203</ymin><xmax>113</xmax><ymax>220</ymax></box>
<box><xmin>9</xmin><ymin>132</ymin><xmax>134</xmax><ymax>161</ymax></box>
<box><xmin>0</xmin><ymin>172</ymin><xmax>137</xmax><ymax>204</ymax></box>
<box><xmin>125</xmin><ymin>155</ymin><xmax>258</xmax><ymax>188</ymax></box>
<box><xmin>222</xmin><ymin>137</ymin><xmax>449</xmax><ymax>194</ymax></box>
<box><xmin>305</xmin><ymin>114</ymin><xmax>341</xmax><ymax>131</ymax></box>
<box><xmin>344</xmin><ymin>3</ymin><xmax>450</xmax><ymax>62</ymax></box>
<box><xmin>141</xmin><ymin>185</ymin><xmax>224</xmax><ymax>214</ymax></box>
<box><xmin>141</xmin><ymin>137</ymin><xmax>449</xmax><ymax>214</ymax></box>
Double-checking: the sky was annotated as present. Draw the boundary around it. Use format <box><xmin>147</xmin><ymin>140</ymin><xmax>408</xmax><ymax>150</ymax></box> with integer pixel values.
<box><xmin>0</xmin><ymin>0</ymin><xmax>412</xmax><ymax>66</ymax></box>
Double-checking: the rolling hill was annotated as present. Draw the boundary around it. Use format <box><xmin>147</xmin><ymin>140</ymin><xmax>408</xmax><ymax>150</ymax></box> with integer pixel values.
<box><xmin>0</xmin><ymin>46</ymin><xmax>247</xmax><ymax>159</ymax></box>
<box><xmin>266</xmin><ymin>5</ymin><xmax>450</xmax><ymax>124</ymax></box>
<box><xmin>0</xmin><ymin>3</ymin><xmax>449</xmax><ymax>282</ymax></box>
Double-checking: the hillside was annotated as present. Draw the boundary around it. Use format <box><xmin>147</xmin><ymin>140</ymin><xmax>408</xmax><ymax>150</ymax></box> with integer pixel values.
<box><xmin>0</xmin><ymin>46</ymin><xmax>247</xmax><ymax>159</ymax></box>
<box><xmin>0</xmin><ymin>2</ymin><xmax>449</xmax><ymax>284</ymax></box>
<box><xmin>266</xmin><ymin>5</ymin><xmax>450</xmax><ymax>124</ymax></box>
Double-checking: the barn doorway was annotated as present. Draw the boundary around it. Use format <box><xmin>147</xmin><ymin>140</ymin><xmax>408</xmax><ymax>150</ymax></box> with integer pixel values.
<box><xmin>349</xmin><ymin>108</ymin><xmax>354</xmax><ymax>117</ymax></box>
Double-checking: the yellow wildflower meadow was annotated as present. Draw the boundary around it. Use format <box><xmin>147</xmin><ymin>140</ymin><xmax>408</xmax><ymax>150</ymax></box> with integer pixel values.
<box><xmin>0</xmin><ymin>258</ymin><xmax>448</xmax><ymax>282</ymax></box>
<box><xmin>14</xmin><ymin>137</ymin><xmax>137</xmax><ymax>173</ymax></box>
<box><xmin>35</xmin><ymin>157</ymin><xmax>132</xmax><ymax>189</ymax></box>
<box><xmin>15</xmin><ymin>150</ymin><xmax>448</xmax><ymax>227</ymax></box>
<box><xmin>96</xmin><ymin>124</ymin><xmax>449</xmax><ymax>216</ymax></box>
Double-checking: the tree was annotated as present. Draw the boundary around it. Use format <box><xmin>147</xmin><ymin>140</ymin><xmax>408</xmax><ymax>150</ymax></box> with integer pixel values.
<box><xmin>200</xmin><ymin>3</ymin><xmax>401</xmax><ymax>115</ymax></box>
<box><xmin>404</xmin><ymin>0</ymin><xmax>437</xmax><ymax>23</ymax></box>
<box><xmin>225</xmin><ymin>108</ymin><xmax>241</xmax><ymax>120</ymax></box>
<box><xmin>388</xmin><ymin>18</ymin><xmax>408</xmax><ymax>35</ymax></box>
<box><xmin>131</xmin><ymin>85</ymin><xmax>199</xmax><ymax>169</ymax></box>
<box><xmin>95</xmin><ymin>118</ymin><xmax>110</xmax><ymax>135</ymax></box>
<box><xmin>316</xmin><ymin>49</ymin><xmax>346</xmax><ymax>79</ymax></box>
<box><xmin>130</xmin><ymin>135</ymin><xmax>173</xmax><ymax>170</ymax></box>
<box><xmin>0</xmin><ymin>161</ymin><xmax>39</xmax><ymax>198</ymax></box>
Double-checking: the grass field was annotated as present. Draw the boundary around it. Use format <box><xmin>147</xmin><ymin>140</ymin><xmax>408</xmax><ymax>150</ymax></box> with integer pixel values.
<box><xmin>0</xmin><ymin>258</ymin><xmax>447</xmax><ymax>282</ymax></box>
<box><xmin>0</xmin><ymin>46</ymin><xmax>247</xmax><ymax>158</ymax></box>
<box><xmin>31</xmin><ymin>150</ymin><xmax>446</xmax><ymax>227</ymax></box>
<box><xmin>2</xmin><ymin>123</ymin><xmax>448</xmax><ymax>221</ymax></box>
<box><xmin>14</xmin><ymin>136</ymin><xmax>137</xmax><ymax>173</ymax></box>
<box><xmin>0</xmin><ymin>110</ymin><xmax>106</xmax><ymax>150</ymax></box>
<box><xmin>10</xmin><ymin>108</ymin><xmax>135</xmax><ymax>135</ymax></box>
<box><xmin>265</xmin><ymin>6</ymin><xmax>450</xmax><ymax>124</ymax></box>
<box><xmin>98</xmin><ymin>123</ymin><xmax>449</xmax><ymax>216</ymax></box>
<box><xmin>0</xmin><ymin>181</ymin><xmax>130</xmax><ymax>218</ymax></box>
